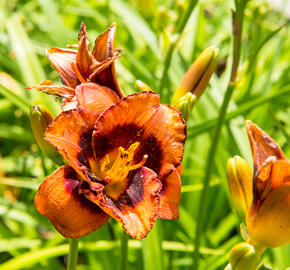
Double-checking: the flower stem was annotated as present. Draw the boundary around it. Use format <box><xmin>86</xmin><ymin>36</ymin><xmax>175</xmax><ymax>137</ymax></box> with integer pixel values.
<box><xmin>159</xmin><ymin>0</ymin><xmax>199</xmax><ymax>101</ymax></box>
<box><xmin>120</xmin><ymin>231</ymin><xmax>129</xmax><ymax>270</ymax></box>
<box><xmin>67</xmin><ymin>238</ymin><xmax>79</xmax><ymax>270</ymax></box>
<box><xmin>191</xmin><ymin>1</ymin><xmax>248</xmax><ymax>269</ymax></box>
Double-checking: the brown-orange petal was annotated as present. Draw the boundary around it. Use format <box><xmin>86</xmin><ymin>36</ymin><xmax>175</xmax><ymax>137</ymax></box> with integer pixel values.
<box><xmin>46</xmin><ymin>47</ymin><xmax>78</xmax><ymax>88</ymax></box>
<box><xmin>89</xmin><ymin>53</ymin><xmax>122</xmax><ymax>81</ymax></box>
<box><xmin>92</xmin><ymin>92</ymin><xmax>186</xmax><ymax>179</ymax></box>
<box><xmin>245</xmin><ymin>120</ymin><xmax>286</xmax><ymax>175</ymax></box>
<box><xmin>45</xmin><ymin>109</ymin><xmax>99</xmax><ymax>182</ymax></box>
<box><xmin>35</xmin><ymin>165</ymin><xmax>109</xmax><ymax>238</ymax></box>
<box><xmin>75</xmin><ymin>82</ymin><xmax>119</xmax><ymax>113</ymax></box>
<box><xmin>26</xmin><ymin>80</ymin><xmax>75</xmax><ymax>98</ymax></box>
<box><xmin>157</xmin><ymin>165</ymin><xmax>182</xmax><ymax>219</ymax></box>
<box><xmin>92</xmin><ymin>23</ymin><xmax>116</xmax><ymax>61</ymax></box>
<box><xmin>83</xmin><ymin>166</ymin><xmax>161</xmax><ymax>239</ymax></box>
<box><xmin>76</xmin><ymin>22</ymin><xmax>95</xmax><ymax>81</ymax></box>
<box><xmin>246</xmin><ymin>120</ymin><xmax>287</xmax><ymax>202</ymax></box>
<box><xmin>91</xmin><ymin>23</ymin><xmax>124</xmax><ymax>98</ymax></box>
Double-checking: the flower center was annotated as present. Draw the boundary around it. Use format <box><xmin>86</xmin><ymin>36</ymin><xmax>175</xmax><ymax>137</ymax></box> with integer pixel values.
<box><xmin>100</xmin><ymin>142</ymin><xmax>148</xmax><ymax>182</ymax></box>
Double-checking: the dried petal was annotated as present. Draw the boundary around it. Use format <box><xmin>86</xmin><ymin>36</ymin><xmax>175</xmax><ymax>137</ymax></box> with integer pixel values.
<box><xmin>26</xmin><ymin>80</ymin><xmax>75</xmax><ymax>98</ymax></box>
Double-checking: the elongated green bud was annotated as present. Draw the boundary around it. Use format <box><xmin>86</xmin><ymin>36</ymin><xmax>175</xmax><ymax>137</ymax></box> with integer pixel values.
<box><xmin>173</xmin><ymin>92</ymin><xmax>196</xmax><ymax>121</ymax></box>
<box><xmin>30</xmin><ymin>105</ymin><xmax>62</xmax><ymax>165</ymax></box>
<box><xmin>226</xmin><ymin>156</ymin><xmax>253</xmax><ymax>222</ymax></box>
<box><xmin>171</xmin><ymin>46</ymin><xmax>219</xmax><ymax>107</ymax></box>
<box><xmin>229</xmin><ymin>242</ymin><xmax>261</xmax><ymax>270</ymax></box>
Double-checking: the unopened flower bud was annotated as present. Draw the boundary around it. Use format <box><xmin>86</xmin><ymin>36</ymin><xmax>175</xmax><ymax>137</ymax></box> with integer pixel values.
<box><xmin>173</xmin><ymin>92</ymin><xmax>196</xmax><ymax>121</ymax></box>
<box><xmin>134</xmin><ymin>0</ymin><xmax>155</xmax><ymax>19</ymax></box>
<box><xmin>226</xmin><ymin>156</ymin><xmax>253</xmax><ymax>222</ymax></box>
<box><xmin>171</xmin><ymin>46</ymin><xmax>218</xmax><ymax>107</ymax></box>
<box><xmin>229</xmin><ymin>242</ymin><xmax>260</xmax><ymax>270</ymax></box>
<box><xmin>155</xmin><ymin>6</ymin><xmax>170</xmax><ymax>30</ymax></box>
<box><xmin>30</xmin><ymin>105</ymin><xmax>62</xmax><ymax>165</ymax></box>
<box><xmin>135</xmin><ymin>80</ymin><xmax>152</xmax><ymax>92</ymax></box>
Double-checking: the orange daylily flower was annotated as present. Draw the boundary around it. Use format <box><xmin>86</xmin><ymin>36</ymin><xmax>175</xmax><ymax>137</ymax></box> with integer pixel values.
<box><xmin>35</xmin><ymin>85</ymin><xmax>186</xmax><ymax>239</ymax></box>
<box><xmin>26</xmin><ymin>22</ymin><xmax>124</xmax><ymax>110</ymax></box>
<box><xmin>245</xmin><ymin>120</ymin><xmax>290</xmax><ymax>248</ymax></box>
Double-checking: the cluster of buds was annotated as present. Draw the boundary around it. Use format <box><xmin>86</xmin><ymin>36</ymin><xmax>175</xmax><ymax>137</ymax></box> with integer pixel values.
<box><xmin>226</xmin><ymin>121</ymin><xmax>290</xmax><ymax>270</ymax></box>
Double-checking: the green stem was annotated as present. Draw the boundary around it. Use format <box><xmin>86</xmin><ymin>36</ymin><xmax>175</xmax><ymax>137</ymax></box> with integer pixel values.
<box><xmin>191</xmin><ymin>1</ymin><xmax>247</xmax><ymax>269</ymax></box>
<box><xmin>120</xmin><ymin>231</ymin><xmax>129</xmax><ymax>270</ymax></box>
<box><xmin>67</xmin><ymin>238</ymin><xmax>79</xmax><ymax>270</ymax></box>
<box><xmin>159</xmin><ymin>44</ymin><xmax>175</xmax><ymax>101</ymax></box>
<box><xmin>159</xmin><ymin>0</ymin><xmax>198</xmax><ymax>100</ymax></box>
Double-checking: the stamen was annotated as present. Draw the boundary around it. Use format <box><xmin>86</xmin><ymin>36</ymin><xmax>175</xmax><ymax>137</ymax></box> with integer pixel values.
<box><xmin>71</xmin><ymin>62</ymin><xmax>86</xmax><ymax>83</ymax></box>
<box><xmin>99</xmin><ymin>142</ymin><xmax>147</xmax><ymax>181</ymax></box>
<box><xmin>108</xmin><ymin>147</ymin><xmax>125</xmax><ymax>175</ymax></box>
<box><xmin>128</xmin><ymin>154</ymin><xmax>148</xmax><ymax>170</ymax></box>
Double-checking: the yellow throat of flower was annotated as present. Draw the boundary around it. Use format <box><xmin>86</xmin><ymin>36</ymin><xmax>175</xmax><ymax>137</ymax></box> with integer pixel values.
<box><xmin>101</xmin><ymin>141</ymin><xmax>148</xmax><ymax>182</ymax></box>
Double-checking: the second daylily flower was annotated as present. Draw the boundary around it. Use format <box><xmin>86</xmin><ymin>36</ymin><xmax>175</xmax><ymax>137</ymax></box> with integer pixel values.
<box><xmin>245</xmin><ymin>120</ymin><xmax>290</xmax><ymax>248</ymax></box>
<box><xmin>35</xmin><ymin>84</ymin><xmax>186</xmax><ymax>239</ymax></box>
<box><xmin>26</xmin><ymin>22</ymin><xmax>124</xmax><ymax>110</ymax></box>
<box><xmin>226</xmin><ymin>121</ymin><xmax>290</xmax><ymax>270</ymax></box>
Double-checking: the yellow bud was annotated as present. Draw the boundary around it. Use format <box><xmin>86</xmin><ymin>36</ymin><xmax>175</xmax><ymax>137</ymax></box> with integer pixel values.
<box><xmin>135</xmin><ymin>80</ymin><xmax>152</xmax><ymax>92</ymax></box>
<box><xmin>226</xmin><ymin>156</ymin><xmax>253</xmax><ymax>222</ymax></box>
<box><xmin>171</xmin><ymin>46</ymin><xmax>218</xmax><ymax>107</ymax></box>
<box><xmin>155</xmin><ymin>6</ymin><xmax>170</xmax><ymax>30</ymax></box>
<box><xmin>134</xmin><ymin>0</ymin><xmax>155</xmax><ymax>19</ymax></box>
<box><xmin>30</xmin><ymin>105</ymin><xmax>62</xmax><ymax>165</ymax></box>
<box><xmin>229</xmin><ymin>242</ymin><xmax>261</xmax><ymax>270</ymax></box>
<box><xmin>173</xmin><ymin>92</ymin><xmax>196</xmax><ymax>121</ymax></box>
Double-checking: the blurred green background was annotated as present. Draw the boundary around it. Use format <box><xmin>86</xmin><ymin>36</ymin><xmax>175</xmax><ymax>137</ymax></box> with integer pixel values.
<box><xmin>0</xmin><ymin>0</ymin><xmax>289</xmax><ymax>269</ymax></box>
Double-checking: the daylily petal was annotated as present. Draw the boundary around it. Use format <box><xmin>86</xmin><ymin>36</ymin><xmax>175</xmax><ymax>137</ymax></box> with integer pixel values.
<box><xmin>62</xmin><ymin>96</ymin><xmax>78</xmax><ymax>111</ymax></box>
<box><xmin>75</xmin><ymin>82</ymin><xmax>119</xmax><ymax>113</ymax></box>
<box><xmin>46</xmin><ymin>47</ymin><xmax>78</xmax><ymax>88</ymax></box>
<box><xmin>157</xmin><ymin>165</ymin><xmax>182</xmax><ymax>219</ymax></box>
<box><xmin>92</xmin><ymin>92</ymin><xmax>186</xmax><ymax>179</ymax></box>
<box><xmin>271</xmin><ymin>160</ymin><xmax>290</xmax><ymax>188</ymax></box>
<box><xmin>247</xmin><ymin>185</ymin><xmax>290</xmax><ymax>248</ymax></box>
<box><xmin>92</xmin><ymin>23</ymin><xmax>116</xmax><ymax>61</ymax></box>
<box><xmin>246</xmin><ymin>120</ymin><xmax>287</xmax><ymax>202</ymax></box>
<box><xmin>35</xmin><ymin>165</ymin><xmax>109</xmax><ymax>238</ymax></box>
<box><xmin>45</xmin><ymin>109</ymin><xmax>99</xmax><ymax>182</ymax></box>
<box><xmin>76</xmin><ymin>22</ymin><xmax>95</xmax><ymax>81</ymax></box>
<box><xmin>246</xmin><ymin>120</ymin><xmax>286</xmax><ymax>174</ymax></box>
<box><xmin>26</xmin><ymin>80</ymin><xmax>75</xmax><ymax>98</ymax></box>
<box><xmin>91</xmin><ymin>23</ymin><xmax>124</xmax><ymax>98</ymax></box>
<box><xmin>89</xmin><ymin>53</ymin><xmax>122</xmax><ymax>80</ymax></box>
<box><xmin>83</xmin><ymin>166</ymin><xmax>161</xmax><ymax>239</ymax></box>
